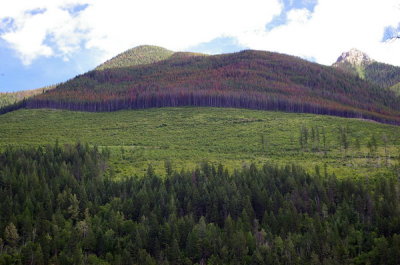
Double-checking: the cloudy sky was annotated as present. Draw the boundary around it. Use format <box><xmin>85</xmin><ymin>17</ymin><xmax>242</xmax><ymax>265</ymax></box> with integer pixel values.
<box><xmin>1</xmin><ymin>0</ymin><xmax>399</xmax><ymax>92</ymax></box>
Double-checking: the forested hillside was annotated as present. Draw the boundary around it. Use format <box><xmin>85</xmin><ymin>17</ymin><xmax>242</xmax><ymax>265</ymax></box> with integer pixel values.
<box><xmin>363</xmin><ymin>62</ymin><xmax>400</xmax><ymax>89</ymax></box>
<box><xmin>25</xmin><ymin>48</ymin><xmax>400</xmax><ymax>125</ymax></box>
<box><xmin>0</xmin><ymin>143</ymin><xmax>399</xmax><ymax>265</ymax></box>
<box><xmin>0</xmin><ymin>85</ymin><xmax>54</xmax><ymax>108</ymax></box>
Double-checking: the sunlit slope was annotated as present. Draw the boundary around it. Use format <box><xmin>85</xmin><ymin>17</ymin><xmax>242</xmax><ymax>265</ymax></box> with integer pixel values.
<box><xmin>1</xmin><ymin>107</ymin><xmax>398</xmax><ymax>178</ymax></box>
<box><xmin>95</xmin><ymin>45</ymin><xmax>175</xmax><ymax>70</ymax></box>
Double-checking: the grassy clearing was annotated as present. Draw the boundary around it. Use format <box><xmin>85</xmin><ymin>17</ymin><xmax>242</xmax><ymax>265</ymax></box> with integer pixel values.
<box><xmin>0</xmin><ymin>107</ymin><xmax>399</xmax><ymax>178</ymax></box>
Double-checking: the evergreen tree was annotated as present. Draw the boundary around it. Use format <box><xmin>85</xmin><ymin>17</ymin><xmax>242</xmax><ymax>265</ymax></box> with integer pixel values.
<box><xmin>4</xmin><ymin>223</ymin><xmax>19</xmax><ymax>248</ymax></box>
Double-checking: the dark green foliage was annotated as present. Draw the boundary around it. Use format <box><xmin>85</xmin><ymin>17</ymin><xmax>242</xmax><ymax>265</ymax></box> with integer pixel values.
<box><xmin>339</xmin><ymin>125</ymin><xmax>350</xmax><ymax>152</ymax></box>
<box><xmin>367</xmin><ymin>135</ymin><xmax>379</xmax><ymax>162</ymax></box>
<box><xmin>364</xmin><ymin>62</ymin><xmax>400</xmax><ymax>89</ymax></box>
<box><xmin>1</xmin><ymin>143</ymin><xmax>400</xmax><ymax>264</ymax></box>
<box><xmin>299</xmin><ymin>125</ymin><xmax>309</xmax><ymax>150</ymax></box>
<box><xmin>299</xmin><ymin>125</ymin><xmax>324</xmax><ymax>152</ymax></box>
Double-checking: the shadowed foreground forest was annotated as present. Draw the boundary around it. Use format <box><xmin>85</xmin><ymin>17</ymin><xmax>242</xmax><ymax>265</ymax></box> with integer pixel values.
<box><xmin>1</xmin><ymin>143</ymin><xmax>400</xmax><ymax>265</ymax></box>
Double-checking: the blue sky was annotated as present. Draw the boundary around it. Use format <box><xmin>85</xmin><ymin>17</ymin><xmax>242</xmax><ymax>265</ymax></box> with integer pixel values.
<box><xmin>1</xmin><ymin>0</ymin><xmax>399</xmax><ymax>92</ymax></box>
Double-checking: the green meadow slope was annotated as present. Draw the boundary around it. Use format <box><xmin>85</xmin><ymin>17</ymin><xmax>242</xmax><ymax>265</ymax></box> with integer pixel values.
<box><xmin>95</xmin><ymin>45</ymin><xmax>175</xmax><ymax>70</ymax></box>
<box><xmin>1</xmin><ymin>107</ymin><xmax>398</xmax><ymax>178</ymax></box>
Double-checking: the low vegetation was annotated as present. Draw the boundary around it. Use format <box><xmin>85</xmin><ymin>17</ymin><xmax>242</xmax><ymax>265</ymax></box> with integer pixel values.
<box><xmin>95</xmin><ymin>45</ymin><xmax>175</xmax><ymax>71</ymax></box>
<box><xmin>0</xmin><ymin>108</ymin><xmax>399</xmax><ymax>178</ymax></box>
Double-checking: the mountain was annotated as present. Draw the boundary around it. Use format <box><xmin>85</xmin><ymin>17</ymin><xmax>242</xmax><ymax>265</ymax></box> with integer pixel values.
<box><xmin>95</xmin><ymin>45</ymin><xmax>175</xmax><ymax>70</ymax></box>
<box><xmin>0</xmin><ymin>46</ymin><xmax>178</xmax><ymax>110</ymax></box>
<box><xmin>332</xmin><ymin>48</ymin><xmax>374</xmax><ymax>78</ymax></box>
<box><xmin>333</xmin><ymin>48</ymin><xmax>400</xmax><ymax>93</ymax></box>
<box><xmin>18</xmin><ymin>46</ymin><xmax>400</xmax><ymax>124</ymax></box>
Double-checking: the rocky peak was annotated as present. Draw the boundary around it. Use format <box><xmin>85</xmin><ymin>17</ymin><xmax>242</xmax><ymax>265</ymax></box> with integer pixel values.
<box><xmin>334</xmin><ymin>48</ymin><xmax>374</xmax><ymax>66</ymax></box>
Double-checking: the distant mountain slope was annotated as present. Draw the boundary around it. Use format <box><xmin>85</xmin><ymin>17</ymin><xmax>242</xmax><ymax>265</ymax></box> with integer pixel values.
<box><xmin>0</xmin><ymin>85</ymin><xmax>55</xmax><ymax>108</ymax></box>
<box><xmin>333</xmin><ymin>48</ymin><xmax>400</xmax><ymax>90</ymax></box>
<box><xmin>364</xmin><ymin>63</ymin><xmax>400</xmax><ymax>92</ymax></box>
<box><xmin>390</xmin><ymin>82</ymin><xmax>400</xmax><ymax>96</ymax></box>
<box><xmin>26</xmin><ymin>48</ymin><xmax>400</xmax><ymax>124</ymax></box>
<box><xmin>95</xmin><ymin>45</ymin><xmax>175</xmax><ymax>70</ymax></box>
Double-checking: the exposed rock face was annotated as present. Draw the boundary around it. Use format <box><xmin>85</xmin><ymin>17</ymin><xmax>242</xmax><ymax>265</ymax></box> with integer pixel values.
<box><xmin>333</xmin><ymin>48</ymin><xmax>374</xmax><ymax>67</ymax></box>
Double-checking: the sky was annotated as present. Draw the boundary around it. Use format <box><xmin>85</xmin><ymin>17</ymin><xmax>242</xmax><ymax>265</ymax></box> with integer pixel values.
<box><xmin>1</xmin><ymin>0</ymin><xmax>400</xmax><ymax>92</ymax></box>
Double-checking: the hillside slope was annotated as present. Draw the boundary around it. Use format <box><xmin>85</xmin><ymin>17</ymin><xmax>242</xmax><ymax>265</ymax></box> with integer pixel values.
<box><xmin>363</xmin><ymin>62</ymin><xmax>400</xmax><ymax>89</ymax></box>
<box><xmin>1</xmin><ymin>107</ymin><xmax>399</xmax><ymax>178</ymax></box>
<box><xmin>25</xmin><ymin>48</ymin><xmax>400</xmax><ymax>124</ymax></box>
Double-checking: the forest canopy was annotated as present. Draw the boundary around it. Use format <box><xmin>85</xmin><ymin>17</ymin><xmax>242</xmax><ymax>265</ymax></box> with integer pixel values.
<box><xmin>0</xmin><ymin>143</ymin><xmax>400</xmax><ymax>265</ymax></box>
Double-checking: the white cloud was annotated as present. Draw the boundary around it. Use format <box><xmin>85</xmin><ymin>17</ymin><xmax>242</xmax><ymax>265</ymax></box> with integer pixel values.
<box><xmin>0</xmin><ymin>0</ymin><xmax>282</xmax><ymax>65</ymax></box>
<box><xmin>238</xmin><ymin>0</ymin><xmax>400</xmax><ymax>66</ymax></box>
<box><xmin>2</xmin><ymin>0</ymin><xmax>400</xmax><ymax>67</ymax></box>
<box><xmin>0</xmin><ymin>0</ymin><xmax>90</xmax><ymax>65</ymax></box>
<box><xmin>82</xmin><ymin>0</ymin><xmax>282</xmax><ymax>61</ymax></box>
<box><xmin>286</xmin><ymin>8</ymin><xmax>311</xmax><ymax>23</ymax></box>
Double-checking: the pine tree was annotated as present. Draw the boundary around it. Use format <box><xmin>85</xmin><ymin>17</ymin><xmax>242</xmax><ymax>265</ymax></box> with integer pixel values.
<box><xmin>382</xmin><ymin>133</ymin><xmax>389</xmax><ymax>166</ymax></box>
<box><xmin>322</xmin><ymin>127</ymin><xmax>327</xmax><ymax>156</ymax></box>
<box><xmin>165</xmin><ymin>160</ymin><xmax>173</xmax><ymax>177</ymax></box>
<box><xmin>4</xmin><ymin>223</ymin><xmax>19</xmax><ymax>248</ymax></box>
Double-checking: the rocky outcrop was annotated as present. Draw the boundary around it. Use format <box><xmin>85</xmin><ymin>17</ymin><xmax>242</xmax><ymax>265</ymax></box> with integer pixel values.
<box><xmin>333</xmin><ymin>48</ymin><xmax>374</xmax><ymax>67</ymax></box>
